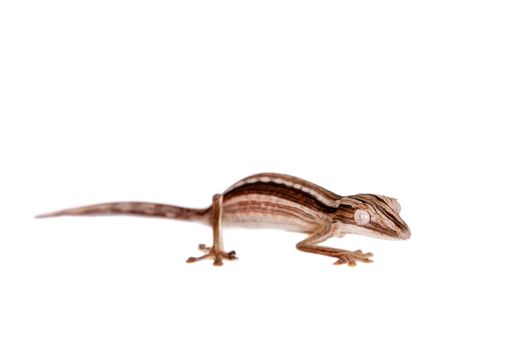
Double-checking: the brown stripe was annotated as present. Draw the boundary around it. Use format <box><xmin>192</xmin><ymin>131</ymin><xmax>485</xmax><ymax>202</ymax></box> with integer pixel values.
<box><xmin>223</xmin><ymin>182</ymin><xmax>339</xmax><ymax>214</ymax></box>
<box><xmin>226</xmin><ymin>173</ymin><xmax>342</xmax><ymax>203</ymax></box>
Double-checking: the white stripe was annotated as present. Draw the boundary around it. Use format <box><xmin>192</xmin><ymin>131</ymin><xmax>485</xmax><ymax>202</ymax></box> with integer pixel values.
<box><xmin>226</xmin><ymin>175</ymin><xmax>340</xmax><ymax>208</ymax></box>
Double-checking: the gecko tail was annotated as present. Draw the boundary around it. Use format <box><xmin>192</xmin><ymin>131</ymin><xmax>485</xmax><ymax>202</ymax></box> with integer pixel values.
<box><xmin>35</xmin><ymin>201</ymin><xmax>210</xmax><ymax>222</ymax></box>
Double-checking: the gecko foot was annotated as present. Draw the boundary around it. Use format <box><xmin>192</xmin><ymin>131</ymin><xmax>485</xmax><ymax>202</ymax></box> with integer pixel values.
<box><xmin>333</xmin><ymin>250</ymin><xmax>374</xmax><ymax>266</ymax></box>
<box><xmin>186</xmin><ymin>244</ymin><xmax>237</xmax><ymax>266</ymax></box>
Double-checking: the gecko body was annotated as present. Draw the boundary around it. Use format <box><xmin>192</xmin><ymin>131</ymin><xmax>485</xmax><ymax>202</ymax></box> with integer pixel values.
<box><xmin>37</xmin><ymin>173</ymin><xmax>410</xmax><ymax>266</ymax></box>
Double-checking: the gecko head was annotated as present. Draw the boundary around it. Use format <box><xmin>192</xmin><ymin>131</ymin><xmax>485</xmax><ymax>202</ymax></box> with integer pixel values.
<box><xmin>336</xmin><ymin>194</ymin><xmax>411</xmax><ymax>240</ymax></box>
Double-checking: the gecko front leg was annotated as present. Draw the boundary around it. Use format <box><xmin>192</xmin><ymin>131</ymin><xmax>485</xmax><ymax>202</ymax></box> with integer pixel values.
<box><xmin>296</xmin><ymin>224</ymin><xmax>373</xmax><ymax>266</ymax></box>
<box><xmin>186</xmin><ymin>194</ymin><xmax>237</xmax><ymax>266</ymax></box>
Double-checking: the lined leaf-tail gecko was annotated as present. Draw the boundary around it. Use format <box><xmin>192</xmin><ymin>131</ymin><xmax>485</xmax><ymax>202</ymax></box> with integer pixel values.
<box><xmin>36</xmin><ymin>173</ymin><xmax>411</xmax><ymax>266</ymax></box>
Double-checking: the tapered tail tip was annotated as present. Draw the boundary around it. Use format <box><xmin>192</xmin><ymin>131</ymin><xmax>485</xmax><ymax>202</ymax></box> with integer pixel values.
<box><xmin>34</xmin><ymin>211</ymin><xmax>60</xmax><ymax>219</ymax></box>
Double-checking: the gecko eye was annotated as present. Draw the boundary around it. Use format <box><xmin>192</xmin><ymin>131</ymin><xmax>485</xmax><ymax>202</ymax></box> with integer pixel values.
<box><xmin>354</xmin><ymin>209</ymin><xmax>370</xmax><ymax>225</ymax></box>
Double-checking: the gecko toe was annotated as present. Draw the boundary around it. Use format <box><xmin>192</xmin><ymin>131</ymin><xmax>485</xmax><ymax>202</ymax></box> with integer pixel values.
<box><xmin>198</xmin><ymin>244</ymin><xmax>211</xmax><ymax>253</ymax></box>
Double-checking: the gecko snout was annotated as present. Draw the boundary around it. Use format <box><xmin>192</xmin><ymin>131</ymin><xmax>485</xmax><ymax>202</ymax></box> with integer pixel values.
<box><xmin>399</xmin><ymin>227</ymin><xmax>411</xmax><ymax>240</ymax></box>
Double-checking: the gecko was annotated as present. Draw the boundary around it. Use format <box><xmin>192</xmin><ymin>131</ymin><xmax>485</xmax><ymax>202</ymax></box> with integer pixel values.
<box><xmin>36</xmin><ymin>173</ymin><xmax>411</xmax><ymax>266</ymax></box>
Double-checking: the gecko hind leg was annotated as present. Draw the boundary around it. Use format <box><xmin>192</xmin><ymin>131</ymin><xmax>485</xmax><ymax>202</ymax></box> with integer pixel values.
<box><xmin>186</xmin><ymin>194</ymin><xmax>237</xmax><ymax>266</ymax></box>
<box><xmin>296</xmin><ymin>227</ymin><xmax>373</xmax><ymax>266</ymax></box>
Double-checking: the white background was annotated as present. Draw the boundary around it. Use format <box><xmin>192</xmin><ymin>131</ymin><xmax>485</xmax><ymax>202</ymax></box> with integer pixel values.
<box><xmin>1</xmin><ymin>1</ymin><xmax>524</xmax><ymax>349</ymax></box>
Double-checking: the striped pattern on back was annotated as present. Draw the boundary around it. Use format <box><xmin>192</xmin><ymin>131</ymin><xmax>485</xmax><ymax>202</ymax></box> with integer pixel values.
<box><xmin>221</xmin><ymin>173</ymin><xmax>341</xmax><ymax>231</ymax></box>
<box><xmin>225</xmin><ymin>173</ymin><xmax>342</xmax><ymax>208</ymax></box>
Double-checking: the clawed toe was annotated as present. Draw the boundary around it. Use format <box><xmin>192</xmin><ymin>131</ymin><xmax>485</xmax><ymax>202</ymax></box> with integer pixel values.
<box><xmin>225</xmin><ymin>250</ymin><xmax>236</xmax><ymax>259</ymax></box>
<box><xmin>333</xmin><ymin>259</ymin><xmax>356</xmax><ymax>266</ymax></box>
<box><xmin>198</xmin><ymin>243</ymin><xmax>211</xmax><ymax>253</ymax></box>
<box><xmin>186</xmin><ymin>256</ymin><xmax>201</xmax><ymax>263</ymax></box>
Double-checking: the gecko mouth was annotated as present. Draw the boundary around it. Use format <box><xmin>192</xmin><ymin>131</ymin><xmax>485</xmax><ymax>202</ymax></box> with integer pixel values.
<box><xmin>378</xmin><ymin>227</ymin><xmax>411</xmax><ymax>240</ymax></box>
